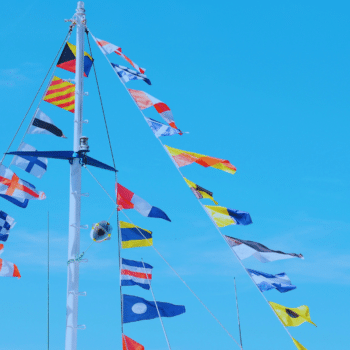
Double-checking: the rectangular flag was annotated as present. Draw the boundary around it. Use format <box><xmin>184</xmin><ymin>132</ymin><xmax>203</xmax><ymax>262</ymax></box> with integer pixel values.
<box><xmin>145</xmin><ymin>117</ymin><xmax>181</xmax><ymax>138</ymax></box>
<box><xmin>111</xmin><ymin>63</ymin><xmax>151</xmax><ymax>85</ymax></box>
<box><xmin>247</xmin><ymin>268</ymin><xmax>296</xmax><ymax>293</ymax></box>
<box><xmin>184</xmin><ymin>178</ymin><xmax>218</xmax><ymax>204</ymax></box>
<box><xmin>12</xmin><ymin>143</ymin><xmax>48</xmax><ymax>179</ymax></box>
<box><xmin>28</xmin><ymin>109</ymin><xmax>66</xmax><ymax>138</ymax></box>
<box><xmin>92</xmin><ymin>35</ymin><xmax>146</xmax><ymax>73</ymax></box>
<box><xmin>225</xmin><ymin>235</ymin><xmax>304</xmax><ymax>263</ymax></box>
<box><xmin>205</xmin><ymin>205</ymin><xmax>252</xmax><ymax>227</ymax></box>
<box><xmin>0</xmin><ymin>165</ymin><xmax>45</xmax><ymax>201</ymax></box>
<box><xmin>269</xmin><ymin>302</ymin><xmax>316</xmax><ymax>327</ymax></box>
<box><xmin>44</xmin><ymin>76</ymin><xmax>75</xmax><ymax>113</ymax></box>
<box><xmin>123</xmin><ymin>294</ymin><xmax>186</xmax><ymax>323</ymax></box>
<box><xmin>120</xmin><ymin>221</ymin><xmax>153</xmax><ymax>249</ymax></box>
<box><xmin>0</xmin><ymin>211</ymin><xmax>16</xmax><ymax>242</ymax></box>
<box><xmin>117</xmin><ymin>183</ymin><xmax>170</xmax><ymax>222</ymax></box>
<box><xmin>0</xmin><ymin>258</ymin><xmax>21</xmax><ymax>278</ymax></box>
<box><xmin>165</xmin><ymin>145</ymin><xmax>236</xmax><ymax>175</ymax></box>
<box><xmin>128</xmin><ymin>89</ymin><xmax>181</xmax><ymax>131</ymax></box>
<box><xmin>121</xmin><ymin>258</ymin><xmax>153</xmax><ymax>290</ymax></box>
<box><xmin>122</xmin><ymin>334</ymin><xmax>144</xmax><ymax>350</ymax></box>
<box><xmin>57</xmin><ymin>42</ymin><xmax>94</xmax><ymax>77</ymax></box>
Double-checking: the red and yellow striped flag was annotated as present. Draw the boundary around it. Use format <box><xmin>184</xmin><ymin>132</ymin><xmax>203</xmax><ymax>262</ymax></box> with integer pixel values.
<box><xmin>44</xmin><ymin>76</ymin><xmax>75</xmax><ymax>113</ymax></box>
<box><xmin>165</xmin><ymin>145</ymin><xmax>237</xmax><ymax>175</ymax></box>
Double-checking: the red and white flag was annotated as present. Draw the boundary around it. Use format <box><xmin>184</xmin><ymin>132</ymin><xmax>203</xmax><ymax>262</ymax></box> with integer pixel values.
<box><xmin>0</xmin><ymin>165</ymin><xmax>45</xmax><ymax>201</ymax></box>
<box><xmin>122</xmin><ymin>334</ymin><xmax>144</xmax><ymax>350</ymax></box>
<box><xmin>0</xmin><ymin>244</ymin><xmax>4</xmax><ymax>255</ymax></box>
<box><xmin>92</xmin><ymin>34</ymin><xmax>146</xmax><ymax>74</ymax></box>
<box><xmin>128</xmin><ymin>89</ymin><xmax>181</xmax><ymax>131</ymax></box>
<box><xmin>0</xmin><ymin>258</ymin><xmax>21</xmax><ymax>278</ymax></box>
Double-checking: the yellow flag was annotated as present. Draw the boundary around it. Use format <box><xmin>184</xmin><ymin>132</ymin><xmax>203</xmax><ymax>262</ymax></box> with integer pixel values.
<box><xmin>184</xmin><ymin>178</ymin><xmax>218</xmax><ymax>204</ymax></box>
<box><xmin>292</xmin><ymin>338</ymin><xmax>307</xmax><ymax>350</ymax></box>
<box><xmin>269</xmin><ymin>302</ymin><xmax>317</xmax><ymax>327</ymax></box>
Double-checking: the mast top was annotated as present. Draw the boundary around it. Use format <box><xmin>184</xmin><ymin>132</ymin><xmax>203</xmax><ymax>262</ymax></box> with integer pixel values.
<box><xmin>76</xmin><ymin>1</ymin><xmax>85</xmax><ymax>13</ymax></box>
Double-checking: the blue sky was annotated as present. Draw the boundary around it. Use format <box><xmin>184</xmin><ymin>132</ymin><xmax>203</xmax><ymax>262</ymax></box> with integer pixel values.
<box><xmin>0</xmin><ymin>0</ymin><xmax>349</xmax><ymax>349</ymax></box>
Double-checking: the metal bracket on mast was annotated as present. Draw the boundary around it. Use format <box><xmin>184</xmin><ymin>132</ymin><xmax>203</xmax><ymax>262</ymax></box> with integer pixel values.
<box><xmin>70</xmin><ymin>224</ymin><xmax>88</xmax><ymax>229</ymax></box>
<box><xmin>67</xmin><ymin>325</ymin><xmax>86</xmax><ymax>330</ymax></box>
<box><xmin>69</xmin><ymin>291</ymin><xmax>87</xmax><ymax>297</ymax></box>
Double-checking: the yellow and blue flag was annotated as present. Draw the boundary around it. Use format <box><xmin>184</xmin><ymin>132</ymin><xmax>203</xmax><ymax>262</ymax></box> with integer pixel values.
<box><xmin>57</xmin><ymin>42</ymin><xmax>93</xmax><ymax>77</ymax></box>
<box><xmin>269</xmin><ymin>302</ymin><xmax>316</xmax><ymax>327</ymax></box>
<box><xmin>205</xmin><ymin>205</ymin><xmax>252</xmax><ymax>227</ymax></box>
<box><xmin>120</xmin><ymin>221</ymin><xmax>152</xmax><ymax>249</ymax></box>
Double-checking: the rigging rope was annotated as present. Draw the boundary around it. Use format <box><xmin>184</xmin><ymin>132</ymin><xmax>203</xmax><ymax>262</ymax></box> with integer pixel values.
<box><xmin>83</xmin><ymin>165</ymin><xmax>242</xmax><ymax>348</ymax></box>
<box><xmin>85</xmin><ymin>30</ymin><xmax>116</xmax><ymax>170</ymax></box>
<box><xmin>0</xmin><ymin>28</ymin><xmax>73</xmax><ymax>166</ymax></box>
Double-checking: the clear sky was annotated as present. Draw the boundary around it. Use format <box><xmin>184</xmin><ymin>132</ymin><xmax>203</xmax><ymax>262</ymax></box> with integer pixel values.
<box><xmin>0</xmin><ymin>0</ymin><xmax>349</xmax><ymax>349</ymax></box>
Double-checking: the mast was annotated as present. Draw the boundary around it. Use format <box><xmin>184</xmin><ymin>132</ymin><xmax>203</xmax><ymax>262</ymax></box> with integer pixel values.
<box><xmin>65</xmin><ymin>2</ymin><xmax>85</xmax><ymax>349</ymax></box>
<box><xmin>234</xmin><ymin>278</ymin><xmax>243</xmax><ymax>349</ymax></box>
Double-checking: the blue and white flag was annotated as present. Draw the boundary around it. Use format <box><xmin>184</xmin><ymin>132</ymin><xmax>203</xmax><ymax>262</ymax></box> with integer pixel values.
<box><xmin>12</xmin><ymin>143</ymin><xmax>48</xmax><ymax>179</ymax></box>
<box><xmin>247</xmin><ymin>268</ymin><xmax>296</xmax><ymax>293</ymax></box>
<box><xmin>0</xmin><ymin>211</ymin><xmax>16</xmax><ymax>242</ymax></box>
<box><xmin>121</xmin><ymin>258</ymin><xmax>153</xmax><ymax>290</ymax></box>
<box><xmin>144</xmin><ymin>117</ymin><xmax>181</xmax><ymax>138</ymax></box>
<box><xmin>111</xmin><ymin>62</ymin><xmax>151</xmax><ymax>85</ymax></box>
<box><xmin>123</xmin><ymin>294</ymin><xmax>186</xmax><ymax>323</ymax></box>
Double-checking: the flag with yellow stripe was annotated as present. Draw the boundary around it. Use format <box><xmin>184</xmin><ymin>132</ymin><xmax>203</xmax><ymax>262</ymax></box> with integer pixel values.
<box><xmin>120</xmin><ymin>221</ymin><xmax>153</xmax><ymax>249</ymax></box>
<box><xmin>44</xmin><ymin>76</ymin><xmax>75</xmax><ymax>113</ymax></box>
<box><xmin>184</xmin><ymin>178</ymin><xmax>218</xmax><ymax>204</ymax></box>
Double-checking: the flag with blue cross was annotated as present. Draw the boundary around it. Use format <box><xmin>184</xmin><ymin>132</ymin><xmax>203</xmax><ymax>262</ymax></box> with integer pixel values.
<box><xmin>12</xmin><ymin>143</ymin><xmax>48</xmax><ymax>179</ymax></box>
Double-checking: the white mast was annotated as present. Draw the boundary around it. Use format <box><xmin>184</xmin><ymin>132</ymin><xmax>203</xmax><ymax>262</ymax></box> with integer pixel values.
<box><xmin>65</xmin><ymin>2</ymin><xmax>85</xmax><ymax>349</ymax></box>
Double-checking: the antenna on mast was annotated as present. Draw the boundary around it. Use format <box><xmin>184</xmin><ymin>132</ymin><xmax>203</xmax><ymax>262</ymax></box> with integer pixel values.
<box><xmin>234</xmin><ymin>278</ymin><xmax>243</xmax><ymax>349</ymax></box>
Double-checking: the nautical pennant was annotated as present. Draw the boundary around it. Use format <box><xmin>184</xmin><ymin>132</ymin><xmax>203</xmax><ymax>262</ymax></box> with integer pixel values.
<box><xmin>117</xmin><ymin>183</ymin><xmax>171</xmax><ymax>221</ymax></box>
<box><xmin>111</xmin><ymin>63</ymin><xmax>151</xmax><ymax>85</ymax></box>
<box><xmin>128</xmin><ymin>89</ymin><xmax>181</xmax><ymax>131</ymax></box>
<box><xmin>12</xmin><ymin>143</ymin><xmax>48</xmax><ymax>179</ymax></box>
<box><xmin>0</xmin><ymin>244</ymin><xmax>3</xmax><ymax>255</ymax></box>
<box><xmin>165</xmin><ymin>145</ymin><xmax>236</xmax><ymax>174</ymax></box>
<box><xmin>121</xmin><ymin>258</ymin><xmax>153</xmax><ymax>289</ymax></box>
<box><xmin>292</xmin><ymin>338</ymin><xmax>308</xmax><ymax>350</ymax></box>
<box><xmin>145</xmin><ymin>117</ymin><xmax>181</xmax><ymax>138</ymax></box>
<box><xmin>44</xmin><ymin>76</ymin><xmax>75</xmax><ymax>113</ymax></box>
<box><xmin>225</xmin><ymin>235</ymin><xmax>304</xmax><ymax>263</ymax></box>
<box><xmin>122</xmin><ymin>334</ymin><xmax>144</xmax><ymax>350</ymax></box>
<box><xmin>57</xmin><ymin>42</ymin><xmax>94</xmax><ymax>77</ymax></box>
<box><xmin>0</xmin><ymin>211</ymin><xmax>16</xmax><ymax>242</ymax></box>
<box><xmin>28</xmin><ymin>109</ymin><xmax>66</xmax><ymax>138</ymax></box>
<box><xmin>184</xmin><ymin>178</ymin><xmax>218</xmax><ymax>204</ymax></box>
<box><xmin>123</xmin><ymin>294</ymin><xmax>186</xmax><ymax>323</ymax></box>
<box><xmin>120</xmin><ymin>221</ymin><xmax>153</xmax><ymax>249</ymax></box>
<box><xmin>92</xmin><ymin>34</ymin><xmax>146</xmax><ymax>74</ymax></box>
<box><xmin>205</xmin><ymin>206</ymin><xmax>252</xmax><ymax>227</ymax></box>
<box><xmin>269</xmin><ymin>302</ymin><xmax>316</xmax><ymax>327</ymax></box>
<box><xmin>0</xmin><ymin>258</ymin><xmax>21</xmax><ymax>278</ymax></box>
<box><xmin>247</xmin><ymin>269</ymin><xmax>296</xmax><ymax>293</ymax></box>
<box><xmin>0</xmin><ymin>165</ymin><xmax>45</xmax><ymax>201</ymax></box>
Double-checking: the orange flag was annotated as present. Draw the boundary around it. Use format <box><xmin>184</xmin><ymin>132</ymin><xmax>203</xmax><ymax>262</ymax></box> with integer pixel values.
<box><xmin>122</xmin><ymin>334</ymin><xmax>144</xmax><ymax>350</ymax></box>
